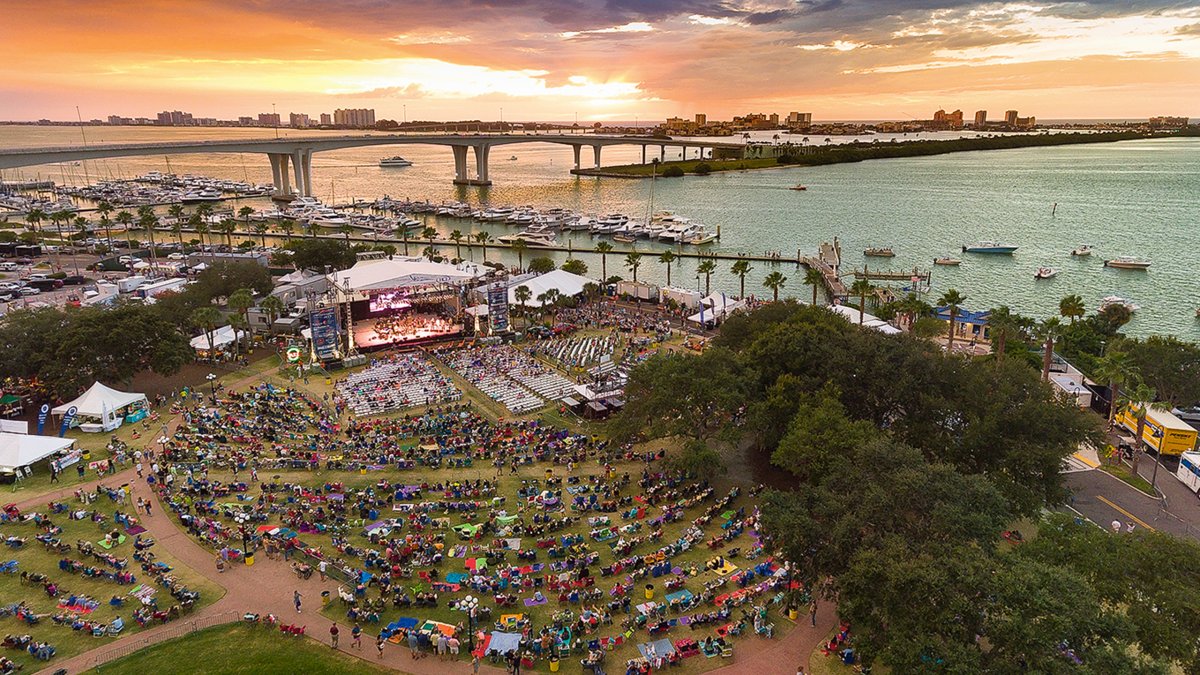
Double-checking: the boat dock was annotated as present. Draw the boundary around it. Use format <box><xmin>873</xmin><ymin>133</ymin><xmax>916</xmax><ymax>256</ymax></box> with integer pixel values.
<box><xmin>797</xmin><ymin>238</ymin><xmax>846</xmax><ymax>300</ymax></box>
<box><xmin>851</xmin><ymin>267</ymin><xmax>932</xmax><ymax>283</ymax></box>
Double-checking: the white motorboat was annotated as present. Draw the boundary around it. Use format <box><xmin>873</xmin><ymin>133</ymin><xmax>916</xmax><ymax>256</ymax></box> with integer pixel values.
<box><xmin>1034</xmin><ymin>267</ymin><xmax>1058</xmax><ymax>279</ymax></box>
<box><xmin>379</xmin><ymin>156</ymin><xmax>413</xmax><ymax>167</ymax></box>
<box><xmin>659</xmin><ymin>221</ymin><xmax>700</xmax><ymax>243</ymax></box>
<box><xmin>1100</xmin><ymin>296</ymin><xmax>1140</xmax><ymax>312</ymax></box>
<box><xmin>1071</xmin><ymin>244</ymin><xmax>1092</xmax><ymax>256</ymax></box>
<box><xmin>498</xmin><ymin>231</ymin><xmax>557</xmax><ymax>246</ymax></box>
<box><xmin>962</xmin><ymin>241</ymin><xmax>1018</xmax><ymax>254</ymax></box>
<box><xmin>181</xmin><ymin>189</ymin><xmax>222</xmax><ymax>204</ymax></box>
<box><xmin>934</xmin><ymin>257</ymin><xmax>962</xmax><ymax>266</ymax></box>
<box><xmin>1103</xmin><ymin>256</ymin><xmax>1151</xmax><ymax>270</ymax></box>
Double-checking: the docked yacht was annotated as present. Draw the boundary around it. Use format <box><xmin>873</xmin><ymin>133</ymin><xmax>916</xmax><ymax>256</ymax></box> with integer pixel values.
<box><xmin>659</xmin><ymin>221</ymin><xmax>701</xmax><ymax>243</ymax></box>
<box><xmin>962</xmin><ymin>241</ymin><xmax>1018</xmax><ymax>254</ymax></box>
<box><xmin>379</xmin><ymin>156</ymin><xmax>413</xmax><ymax>167</ymax></box>
<box><xmin>1103</xmin><ymin>256</ymin><xmax>1151</xmax><ymax>270</ymax></box>
<box><xmin>498</xmin><ymin>230</ymin><xmax>557</xmax><ymax>246</ymax></box>
<box><xmin>480</xmin><ymin>207</ymin><xmax>514</xmax><ymax>222</ymax></box>
<box><xmin>181</xmin><ymin>189</ymin><xmax>222</xmax><ymax>204</ymax></box>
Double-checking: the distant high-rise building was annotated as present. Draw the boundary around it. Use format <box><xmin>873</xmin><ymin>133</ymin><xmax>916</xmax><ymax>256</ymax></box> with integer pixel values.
<box><xmin>319</xmin><ymin>113</ymin><xmax>332</xmax><ymax>126</ymax></box>
<box><xmin>1004</xmin><ymin>110</ymin><xmax>1019</xmax><ymax>125</ymax></box>
<box><xmin>695</xmin><ymin>113</ymin><xmax>706</xmax><ymax>126</ymax></box>
<box><xmin>786</xmin><ymin>112</ymin><xmax>812</xmax><ymax>129</ymax></box>
<box><xmin>768</xmin><ymin>113</ymin><xmax>780</xmax><ymax>126</ymax></box>
<box><xmin>258</xmin><ymin>112</ymin><xmax>281</xmax><ymax>127</ymax></box>
<box><xmin>333</xmin><ymin>108</ymin><xmax>376</xmax><ymax>127</ymax></box>
<box><xmin>932</xmin><ymin>109</ymin><xmax>963</xmax><ymax>129</ymax></box>
<box><xmin>974</xmin><ymin>110</ymin><xmax>987</xmax><ymax>127</ymax></box>
<box><xmin>155</xmin><ymin>110</ymin><xmax>193</xmax><ymax>126</ymax></box>
<box><xmin>238</xmin><ymin>116</ymin><xmax>254</xmax><ymax>126</ymax></box>
<box><xmin>289</xmin><ymin>113</ymin><xmax>310</xmax><ymax>128</ymax></box>
<box><xmin>1149</xmin><ymin>116</ymin><xmax>1189</xmax><ymax>128</ymax></box>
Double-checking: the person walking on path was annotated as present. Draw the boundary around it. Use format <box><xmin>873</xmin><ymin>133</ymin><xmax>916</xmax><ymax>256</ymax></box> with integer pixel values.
<box><xmin>473</xmin><ymin>654</ymin><xmax>481</xmax><ymax>674</ymax></box>
<box><xmin>294</xmin><ymin>590</ymin><xmax>303</xmax><ymax>613</ymax></box>
<box><xmin>809</xmin><ymin>600</ymin><xmax>818</xmax><ymax>627</ymax></box>
<box><xmin>318</xmin><ymin>560</ymin><xmax>327</xmax><ymax>581</ymax></box>
<box><xmin>329</xmin><ymin>623</ymin><xmax>339</xmax><ymax>649</ymax></box>
<box><xmin>352</xmin><ymin>623</ymin><xmax>362</xmax><ymax>649</ymax></box>
<box><xmin>407</xmin><ymin>628</ymin><xmax>420</xmax><ymax>658</ymax></box>
<box><xmin>376</xmin><ymin>634</ymin><xmax>386</xmax><ymax>658</ymax></box>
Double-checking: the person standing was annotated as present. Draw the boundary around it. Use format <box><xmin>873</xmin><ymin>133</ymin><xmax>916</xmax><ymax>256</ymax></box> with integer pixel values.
<box><xmin>376</xmin><ymin>634</ymin><xmax>386</xmax><ymax>658</ymax></box>
<box><xmin>329</xmin><ymin>623</ymin><xmax>339</xmax><ymax>649</ymax></box>
<box><xmin>294</xmin><ymin>590</ymin><xmax>303</xmax><ymax>613</ymax></box>
<box><xmin>351</xmin><ymin>623</ymin><xmax>362</xmax><ymax>649</ymax></box>
<box><xmin>437</xmin><ymin>632</ymin><xmax>449</xmax><ymax>660</ymax></box>
<box><xmin>809</xmin><ymin>599</ymin><xmax>818</xmax><ymax>627</ymax></box>
<box><xmin>407</xmin><ymin>629</ymin><xmax>419</xmax><ymax>658</ymax></box>
<box><xmin>318</xmin><ymin>560</ymin><xmax>327</xmax><ymax>581</ymax></box>
<box><xmin>472</xmin><ymin>654</ymin><xmax>481</xmax><ymax>674</ymax></box>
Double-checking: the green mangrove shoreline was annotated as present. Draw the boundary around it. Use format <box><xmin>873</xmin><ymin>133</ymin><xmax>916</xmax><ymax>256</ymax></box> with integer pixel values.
<box><xmin>571</xmin><ymin>130</ymin><xmax>1169</xmax><ymax>178</ymax></box>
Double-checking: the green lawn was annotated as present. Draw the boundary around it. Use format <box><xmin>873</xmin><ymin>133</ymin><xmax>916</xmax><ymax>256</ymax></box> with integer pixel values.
<box><xmin>83</xmin><ymin>623</ymin><xmax>390</xmax><ymax>674</ymax></box>
<box><xmin>0</xmin><ymin>509</ymin><xmax>224</xmax><ymax>671</ymax></box>
<box><xmin>1100</xmin><ymin>463</ymin><xmax>1156</xmax><ymax>496</ymax></box>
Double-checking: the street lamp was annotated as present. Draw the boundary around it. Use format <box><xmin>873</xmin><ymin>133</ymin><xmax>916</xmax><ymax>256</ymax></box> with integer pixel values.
<box><xmin>206</xmin><ymin>372</ymin><xmax>217</xmax><ymax>401</ymax></box>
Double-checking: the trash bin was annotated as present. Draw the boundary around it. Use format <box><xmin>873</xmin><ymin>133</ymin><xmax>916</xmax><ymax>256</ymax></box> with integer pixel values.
<box><xmin>550</xmin><ymin>657</ymin><xmax>560</xmax><ymax>672</ymax></box>
<box><xmin>787</xmin><ymin>608</ymin><xmax>798</xmax><ymax>621</ymax></box>
<box><xmin>245</xmin><ymin>553</ymin><xmax>254</xmax><ymax>567</ymax></box>
<box><xmin>322</xmin><ymin>590</ymin><xmax>331</xmax><ymax>607</ymax></box>
<box><xmin>644</xmin><ymin>584</ymin><xmax>654</xmax><ymax>600</ymax></box>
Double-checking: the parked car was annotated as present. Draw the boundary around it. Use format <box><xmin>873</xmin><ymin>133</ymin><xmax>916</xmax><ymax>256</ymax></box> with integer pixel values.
<box><xmin>62</xmin><ymin>275</ymin><xmax>88</xmax><ymax>285</ymax></box>
<box><xmin>19</xmin><ymin>287</ymin><xmax>40</xmax><ymax>296</ymax></box>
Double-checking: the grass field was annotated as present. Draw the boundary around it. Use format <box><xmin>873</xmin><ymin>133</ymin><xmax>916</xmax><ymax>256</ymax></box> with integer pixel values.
<box><xmin>82</xmin><ymin>623</ymin><xmax>390</xmax><ymax>675</ymax></box>
<box><xmin>0</xmin><ymin>509</ymin><xmax>223</xmax><ymax>671</ymax></box>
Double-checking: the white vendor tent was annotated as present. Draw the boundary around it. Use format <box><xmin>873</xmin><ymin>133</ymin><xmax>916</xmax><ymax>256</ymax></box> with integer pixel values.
<box><xmin>687</xmin><ymin>293</ymin><xmax>746</xmax><ymax>325</ymax></box>
<box><xmin>332</xmin><ymin>257</ymin><xmax>485</xmax><ymax>294</ymax></box>
<box><xmin>190</xmin><ymin>325</ymin><xmax>245</xmax><ymax>353</ymax></box>
<box><xmin>0</xmin><ymin>433</ymin><xmax>74</xmax><ymax>472</ymax></box>
<box><xmin>829</xmin><ymin>304</ymin><xmax>902</xmax><ymax>335</ymax></box>
<box><xmin>509</xmin><ymin>269</ymin><xmax>594</xmax><ymax>307</ymax></box>
<box><xmin>52</xmin><ymin>382</ymin><xmax>149</xmax><ymax>420</ymax></box>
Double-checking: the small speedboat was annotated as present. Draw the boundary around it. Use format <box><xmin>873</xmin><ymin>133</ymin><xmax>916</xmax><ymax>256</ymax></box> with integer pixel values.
<box><xmin>378</xmin><ymin>156</ymin><xmax>413</xmax><ymax>167</ymax></box>
<box><xmin>1103</xmin><ymin>256</ymin><xmax>1150</xmax><ymax>270</ymax></box>
<box><xmin>1034</xmin><ymin>267</ymin><xmax>1058</xmax><ymax>280</ymax></box>
<box><xmin>1100</xmin><ymin>296</ymin><xmax>1139</xmax><ymax>312</ymax></box>
<box><xmin>789</xmin><ymin>184</ymin><xmax>808</xmax><ymax>191</ymax></box>
<box><xmin>934</xmin><ymin>257</ymin><xmax>961</xmax><ymax>266</ymax></box>
<box><xmin>1071</xmin><ymin>244</ymin><xmax>1092</xmax><ymax>256</ymax></box>
<box><xmin>864</xmin><ymin>247</ymin><xmax>895</xmax><ymax>257</ymax></box>
<box><xmin>962</xmin><ymin>241</ymin><xmax>1018</xmax><ymax>254</ymax></box>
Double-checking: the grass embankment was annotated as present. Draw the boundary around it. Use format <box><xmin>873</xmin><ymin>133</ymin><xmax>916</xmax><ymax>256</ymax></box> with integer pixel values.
<box><xmin>1100</xmin><ymin>462</ymin><xmax>1156</xmax><ymax>496</ymax></box>
<box><xmin>83</xmin><ymin>623</ymin><xmax>389</xmax><ymax>675</ymax></box>
<box><xmin>583</xmin><ymin>131</ymin><xmax>1154</xmax><ymax>177</ymax></box>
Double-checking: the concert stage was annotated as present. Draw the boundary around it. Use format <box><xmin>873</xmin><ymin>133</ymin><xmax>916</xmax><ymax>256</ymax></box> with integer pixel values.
<box><xmin>351</xmin><ymin>313</ymin><xmax>463</xmax><ymax>350</ymax></box>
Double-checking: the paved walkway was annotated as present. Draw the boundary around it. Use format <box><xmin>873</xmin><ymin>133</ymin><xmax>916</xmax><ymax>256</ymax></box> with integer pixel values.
<box><xmin>29</xmin><ymin>369</ymin><xmax>834</xmax><ymax>674</ymax></box>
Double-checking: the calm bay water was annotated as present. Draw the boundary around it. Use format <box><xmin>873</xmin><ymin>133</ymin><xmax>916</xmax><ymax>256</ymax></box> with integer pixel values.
<box><xmin>2</xmin><ymin>126</ymin><xmax>1197</xmax><ymax>340</ymax></box>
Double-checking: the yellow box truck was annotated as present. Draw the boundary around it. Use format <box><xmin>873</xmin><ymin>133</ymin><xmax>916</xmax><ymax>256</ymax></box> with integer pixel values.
<box><xmin>1116</xmin><ymin>405</ymin><xmax>1199</xmax><ymax>456</ymax></box>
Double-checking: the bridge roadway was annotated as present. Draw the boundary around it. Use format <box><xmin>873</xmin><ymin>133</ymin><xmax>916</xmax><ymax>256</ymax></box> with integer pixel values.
<box><xmin>0</xmin><ymin>132</ymin><xmax>745</xmax><ymax>195</ymax></box>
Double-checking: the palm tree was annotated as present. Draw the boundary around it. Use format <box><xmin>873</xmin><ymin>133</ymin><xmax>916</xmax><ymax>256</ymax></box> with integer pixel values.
<box><xmin>1059</xmin><ymin>294</ymin><xmax>1085</xmax><ymax>325</ymax></box>
<box><xmin>731</xmin><ymin>259</ymin><xmax>752</xmax><ymax>299</ymax></box>
<box><xmin>252</xmin><ymin>222</ymin><xmax>269</xmax><ymax>247</ymax></box>
<box><xmin>189</xmin><ymin>213</ymin><xmax>207</xmax><ymax>247</ymax></box>
<box><xmin>260</xmin><ymin>295</ymin><xmax>285</xmax><ymax>335</ymax></box>
<box><xmin>595</xmin><ymin>241</ymin><xmax>613</xmax><ymax>280</ymax></box>
<box><xmin>987</xmin><ymin>305</ymin><xmax>1019</xmax><ymax>363</ymax></box>
<box><xmin>511</xmin><ymin>239</ymin><xmax>528</xmax><ymax>271</ymax></box>
<box><xmin>49</xmin><ymin>210</ymin><xmax>69</xmax><ymax>270</ymax></box>
<box><xmin>1095</xmin><ymin>350</ymin><xmax>1136</xmax><ymax>429</ymax></box>
<box><xmin>658</xmin><ymin>250</ymin><xmax>677</xmax><ymax>286</ymax></box>
<box><xmin>228</xmin><ymin>288</ymin><xmax>255</xmax><ymax>353</ymax></box>
<box><xmin>624</xmin><ymin>252</ymin><xmax>643</xmax><ymax>283</ymax></box>
<box><xmin>474</xmin><ymin>231</ymin><xmax>490</xmax><ymax>262</ymax></box>
<box><xmin>139</xmin><ymin>211</ymin><xmax>160</xmax><ymax>268</ymax></box>
<box><xmin>170</xmin><ymin>220</ymin><xmax>185</xmax><ymax>249</ymax></box>
<box><xmin>697</xmin><ymin>259</ymin><xmax>716</xmax><ymax>295</ymax></box>
<box><xmin>96</xmin><ymin>201</ymin><xmax>114</xmax><ymax>250</ymax></box>
<box><xmin>115</xmin><ymin>210</ymin><xmax>134</xmax><ymax>249</ymax></box>
<box><xmin>279</xmin><ymin>219</ymin><xmax>295</xmax><ymax>242</ymax></box>
<box><xmin>1119</xmin><ymin>382</ymin><xmax>1165</xmax><ymax>476</ymax></box>
<box><xmin>195</xmin><ymin>203</ymin><xmax>215</xmax><ymax>223</ymax></box>
<box><xmin>167</xmin><ymin>203</ymin><xmax>185</xmax><ymax>225</ymax></box>
<box><xmin>71</xmin><ymin>216</ymin><xmax>88</xmax><ymax>274</ymax></box>
<box><xmin>190</xmin><ymin>306</ymin><xmax>221</xmax><ymax>360</ymax></box>
<box><xmin>219</xmin><ymin>218</ymin><xmax>238</xmax><ymax>249</ymax></box>
<box><xmin>937</xmin><ymin>289</ymin><xmax>966</xmax><ymax>350</ymax></box>
<box><xmin>514</xmin><ymin>284</ymin><xmax>532</xmax><ymax>323</ymax></box>
<box><xmin>449</xmin><ymin>229</ymin><xmax>464</xmax><ymax>260</ymax></box>
<box><xmin>803</xmin><ymin>267</ymin><xmax>824</xmax><ymax>305</ymax></box>
<box><xmin>238</xmin><ymin>205</ymin><xmax>255</xmax><ymax>223</ymax></box>
<box><xmin>763</xmin><ymin>270</ymin><xmax>787</xmax><ymax>302</ymax></box>
<box><xmin>1036</xmin><ymin>317</ymin><xmax>1062</xmax><ymax>381</ymax></box>
<box><xmin>338</xmin><ymin>223</ymin><xmax>353</xmax><ymax>243</ymax></box>
<box><xmin>850</xmin><ymin>278</ymin><xmax>872</xmax><ymax>324</ymax></box>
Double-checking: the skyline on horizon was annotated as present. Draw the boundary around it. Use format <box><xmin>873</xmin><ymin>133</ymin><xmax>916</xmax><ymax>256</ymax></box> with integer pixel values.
<box><xmin>4</xmin><ymin>1</ymin><xmax>1200</xmax><ymax>123</ymax></box>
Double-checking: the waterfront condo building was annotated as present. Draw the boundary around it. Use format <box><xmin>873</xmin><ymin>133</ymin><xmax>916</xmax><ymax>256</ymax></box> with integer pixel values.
<box><xmin>334</xmin><ymin>108</ymin><xmax>376</xmax><ymax>127</ymax></box>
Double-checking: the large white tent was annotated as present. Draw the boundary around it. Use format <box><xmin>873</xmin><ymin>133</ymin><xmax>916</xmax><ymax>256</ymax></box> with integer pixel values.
<box><xmin>331</xmin><ymin>257</ymin><xmax>485</xmax><ymax>295</ymax></box>
<box><xmin>52</xmin><ymin>382</ymin><xmax>149</xmax><ymax>420</ymax></box>
<box><xmin>829</xmin><ymin>304</ymin><xmax>902</xmax><ymax>334</ymax></box>
<box><xmin>0</xmin><ymin>433</ymin><xmax>74</xmax><ymax>472</ymax></box>
<box><xmin>190</xmin><ymin>325</ymin><xmax>245</xmax><ymax>353</ymax></box>
<box><xmin>508</xmin><ymin>270</ymin><xmax>594</xmax><ymax>307</ymax></box>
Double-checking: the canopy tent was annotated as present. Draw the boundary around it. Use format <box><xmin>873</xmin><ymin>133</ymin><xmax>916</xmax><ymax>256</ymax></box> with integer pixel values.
<box><xmin>52</xmin><ymin>382</ymin><xmax>149</xmax><ymax>421</ymax></box>
<box><xmin>508</xmin><ymin>270</ymin><xmax>595</xmax><ymax>307</ymax></box>
<box><xmin>829</xmin><ymin>304</ymin><xmax>902</xmax><ymax>334</ymax></box>
<box><xmin>0</xmin><ymin>433</ymin><xmax>74</xmax><ymax>472</ymax></box>
<box><xmin>190</xmin><ymin>325</ymin><xmax>245</xmax><ymax>353</ymax></box>
<box><xmin>687</xmin><ymin>295</ymin><xmax>746</xmax><ymax>326</ymax></box>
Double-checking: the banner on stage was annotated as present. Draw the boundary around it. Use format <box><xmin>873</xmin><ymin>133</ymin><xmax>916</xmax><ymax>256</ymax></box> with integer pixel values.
<box><xmin>488</xmin><ymin>283</ymin><xmax>509</xmax><ymax>333</ymax></box>
<box><xmin>310</xmin><ymin>307</ymin><xmax>342</xmax><ymax>360</ymax></box>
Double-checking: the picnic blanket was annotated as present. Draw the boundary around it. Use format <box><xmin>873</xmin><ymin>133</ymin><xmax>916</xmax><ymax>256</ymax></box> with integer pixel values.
<box><xmin>125</xmin><ymin>525</ymin><xmax>147</xmax><ymax>535</ymax></box>
<box><xmin>495</xmin><ymin>515</ymin><xmax>519</xmax><ymax>526</ymax></box>
<box><xmin>420</xmin><ymin>620</ymin><xmax>457</xmax><ymax>637</ymax></box>
<box><xmin>721</xmin><ymin>510</ymin><xmax>735</xmax><ymax>520</ymax></box>
<box><xmin>454</xmin><ymin>523</ymin><xmax>483</xmax><ymax>537</ymax></box>
<box><xmin>713</xmin><ymin>561</ymin><xmax>738</xmax><ymax>576</ymax></box>
<box><xmin>637</xmin><ymin>638</ymin><xmax>677</xmax><ymax>659</ymax></box>
<box><xmin>445</xmin><ymin>572</ymin><xmax>469</xmax><ymax>584</ymax></box>
<box><xmin>523</xmin><ymin>595</ymin><xmax>548</xmax><ymax>607</ymax></box>
<box><xmin>485</xmin><ymin>631</ymin><xmax>522</xmax><ymax>655</ymax></box>
<box><xmin>97</xmin><ymin>535</ymin><xmax>127</xmax><ymax>549</ymax></box>
<box><xmin>635</xmin><ymin>601</ymin><xmax>658</xmax><ymax>615</ymax></box>
<box><xmin>503</xmin><ymin>538</ymin><xmax>522</xmax><ymax>550</ymax></box>
<box><xmin>665</xmin><ymin>589</ymin><xmax>695</xmax><ymax>604</ymax></box>
<box><xmin>465</xmin><ymin>558</ymin><xmax>488</xmax><ymax>573</ymax></box>
<box><xmin>499</xmin><ymin>613</ymin><xmax>524</xmax><ymax>627</ymax></box>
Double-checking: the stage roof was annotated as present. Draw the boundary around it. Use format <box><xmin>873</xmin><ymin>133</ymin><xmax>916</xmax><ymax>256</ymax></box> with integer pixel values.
<box><xmin>331</xmin><ymin>257</ymin><xmax>486</xmax><ymax>293</ymax></box>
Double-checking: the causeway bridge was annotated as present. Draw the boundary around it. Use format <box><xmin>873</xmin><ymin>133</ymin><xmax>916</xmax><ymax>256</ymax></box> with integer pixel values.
<box><xmin>0</xmin><ymin>133</ymin><xmax>744</xmax><ymax>197</ymax></box>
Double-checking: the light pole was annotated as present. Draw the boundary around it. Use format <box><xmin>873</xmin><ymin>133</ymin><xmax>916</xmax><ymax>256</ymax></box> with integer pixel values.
<box><xmin>206</xmin><ymin>372</ymin><xmax>217</xmax><ymax>401</ymax></box>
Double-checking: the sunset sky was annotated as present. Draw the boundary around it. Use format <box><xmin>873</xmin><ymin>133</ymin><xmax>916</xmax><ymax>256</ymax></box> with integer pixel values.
<box><xmin>4</xmin><ymin>0</ymin><xmax>1200</xmax><ymax>122</ymax></box>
